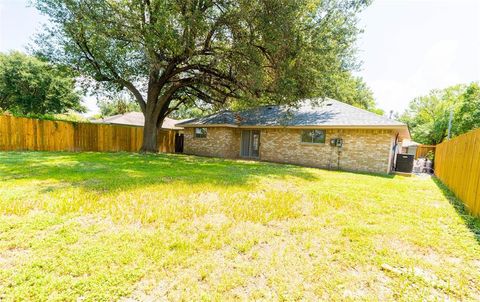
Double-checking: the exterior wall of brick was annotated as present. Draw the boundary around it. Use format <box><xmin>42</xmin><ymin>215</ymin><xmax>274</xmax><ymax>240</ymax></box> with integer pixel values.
<box><xmin>183</xmin><ymin>126</ymin><xmax>396</xmax><ymax>174</ymax></box>
<box><xmin>183</xmin><ymin>127</ymin><xmax>241</xmax><ymax>158</ymax></box>
<box><xmin>260</xmin><ymin>128</ymin><xmax>395</xmax><ymax>173</ymax></box>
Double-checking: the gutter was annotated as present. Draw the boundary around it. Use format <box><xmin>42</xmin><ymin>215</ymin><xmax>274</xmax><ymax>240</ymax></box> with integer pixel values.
<box><xmin>176</xmin><ymin>123</ymin><xmax>408</xmax><ymax>130</ymax></box>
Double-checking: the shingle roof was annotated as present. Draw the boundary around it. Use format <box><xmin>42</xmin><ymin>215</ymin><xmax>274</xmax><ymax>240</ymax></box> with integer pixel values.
<box><xmin>177</xmin><ymin>99</ymin><xmax>406</xmax><ymax>128</ymax></box>
<box><xmin>92</xmin><ymin>112</ymin><xmax>186</xmax><ymax>130</ymax></box>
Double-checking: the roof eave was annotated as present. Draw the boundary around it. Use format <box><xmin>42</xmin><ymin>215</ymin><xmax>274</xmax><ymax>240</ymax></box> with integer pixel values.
<box><xmin>397</xmin><ymin>126</ymin><xmax>411</xmax><ymax>141</ymax></box>
<box><xmin>178</xmin><ymin>123</ymin><xmax>408</xmax><ymax>130</ymax></box>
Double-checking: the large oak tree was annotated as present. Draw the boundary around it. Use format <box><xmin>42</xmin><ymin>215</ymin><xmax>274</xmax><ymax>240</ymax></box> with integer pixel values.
<box><xmin>33</xmin><ymin>0</ymin><xmax>369</xmax><ymax>152</ymax></box>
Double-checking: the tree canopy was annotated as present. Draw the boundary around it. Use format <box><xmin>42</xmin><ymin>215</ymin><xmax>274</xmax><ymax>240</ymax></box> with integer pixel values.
<box><xmin>33</xmin><ymin>0</ymin><xmax>371</xmax><ymax>152</ymax></box>
<box><xmin>456</xmin><ymin>82</ymin><xmax>480</xmax><ymax>135</ymax></box>
<box><xmin>400</xmin><ymin>82</ymin><xmax>480</xmax><ymax>145</ymax></box>
<box><xmin>0</xmin><ymin>52</ymin><xmax>84</xmax><ymax>115</ymax></box>
<box><xmin>330</xmin><ymin>72</ymin><xmax>382</xmax><ymax>114</ymax></box>
<box><xmin>97</xmin><ymin>97</ymin><xmax>141</xmax><ymax>117</ymax></box>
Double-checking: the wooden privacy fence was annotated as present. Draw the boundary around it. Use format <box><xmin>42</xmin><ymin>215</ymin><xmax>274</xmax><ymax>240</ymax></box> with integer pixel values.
<box><xmin>0</xmin><ymin>115</ymin><xmax>176</xmax><ymax>153</ymax></box>
<box><xmin>415</xmin><ymin>144</ymin><xmax>435</xmax><ymax>159</ymax></box>
<box><xmin>435</xmin><ymin>128</ymin><xmax>480</xmax><ymax>217</ymax></box>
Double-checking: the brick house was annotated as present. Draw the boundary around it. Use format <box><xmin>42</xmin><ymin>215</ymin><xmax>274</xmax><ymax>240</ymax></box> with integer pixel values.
<box><xmin>176</xmin><ymin>99</ymin><xmax>410</xmax><ymax>174</ymax></box>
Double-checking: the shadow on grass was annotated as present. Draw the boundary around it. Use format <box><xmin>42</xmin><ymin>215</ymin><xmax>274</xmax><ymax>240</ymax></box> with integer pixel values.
<box><xmin>432</xmin><ymin>177</ymin><xmax>480</xmax><ymax>245</ymax></box>
<box><xmin>0</xmin><ymin>151</ymin><xmax>320</xmax><ymax>193</ymax></box>
<box><xmin>257</xmin><ymin>159</ymin><xmax>397</xmax><ymax>180</ymax></box>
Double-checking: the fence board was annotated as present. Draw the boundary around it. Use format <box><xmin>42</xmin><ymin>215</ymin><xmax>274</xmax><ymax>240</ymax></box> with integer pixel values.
<box><xmin>415</xmin><ymin>145</ymin><xmax>436</xmax><ymax>159</ymax></box>
<box><xmin>435</xmin><ymin>128</ymin><xmax>480</xmax><ymax>217</ymax></box>
<box><xmin>0</xmin><ymin>115</ymin><xmax>176</xmax><ymax>153</ymax></box>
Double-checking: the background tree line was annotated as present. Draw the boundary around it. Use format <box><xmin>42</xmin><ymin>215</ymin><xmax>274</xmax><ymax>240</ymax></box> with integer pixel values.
<box><xmin>4</xmin><ymin>0</ymin><xmax>477</xmax><ymax>150</ymax></box>
<box><xmin>0</xmin><ymin>49</ymin><xmax>383</xmax><ymax>120</ymax></box>
<box><xmin>401</xmin><ymin>82</ymin><xmax>480</xmax><ymax>145</ymax></box>
<box><xmin>0</xmin><ymin>51</ymin><xmax>85</xmax><ymax>119</ymax></box>
<box><xmin>1</xmin><ymin>52</ymin><xmax>478</xmax><ymax>147</ymax></box>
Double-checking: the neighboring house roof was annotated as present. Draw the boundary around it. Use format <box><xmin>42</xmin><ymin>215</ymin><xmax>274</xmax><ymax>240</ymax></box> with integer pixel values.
<box><xmin>92</xmin><ymin>112</ymin><xmax>185</xmax><ymax>130</ymax></box>
<box><xmin>177</xmin><ymin>99</ymin><xmax>409</xmax><ymax>138</ymax></box>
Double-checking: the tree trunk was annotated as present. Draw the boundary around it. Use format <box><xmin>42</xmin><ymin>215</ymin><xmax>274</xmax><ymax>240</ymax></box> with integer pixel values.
<box><xmin>140</xmin><ymin>79</ymin><xmax>163</xmax><ymax>153</ymax></box>
<box><xmin>140</xmin><ymin>116</ymin><xmax>159</xmax><ymax>153</ymax></box>
<box><xmin>139</xmin><ymin>77</ymin><xmax>174</xmax><ymax>153</ymax></box>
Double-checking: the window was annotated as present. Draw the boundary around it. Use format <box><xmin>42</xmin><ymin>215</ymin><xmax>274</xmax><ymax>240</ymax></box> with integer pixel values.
<box><xmin>301</xmin><ymin>129</ymin><xmax>325</xmax><ymax>144</ymax></box>
<box><xmin>194</xmin><ymin>127</ymin><xmax>207</xmax><ymax>138</ymax></box>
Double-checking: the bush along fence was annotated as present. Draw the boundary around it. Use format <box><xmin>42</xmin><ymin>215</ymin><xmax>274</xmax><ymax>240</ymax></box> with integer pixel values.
<box><xmin>415</xmin><ymin>144</ymin><xmax>435</xmax><ymax>159</ymax></box>
<box><xmin>435</xmin><ymin>128</ymin><xmax>480</xmax><ymax>217</ymax></box>
<box><xmin>0</xmin><ymin>115</ymin><xmax>176</xmax><ymax>153</ymax></box>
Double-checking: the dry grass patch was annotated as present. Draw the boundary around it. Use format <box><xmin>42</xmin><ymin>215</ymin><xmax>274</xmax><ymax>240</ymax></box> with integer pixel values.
<box><xmin>0</xmin><ymin>152</ymin><xmax>479</xmax><ymax>301</ymax></box>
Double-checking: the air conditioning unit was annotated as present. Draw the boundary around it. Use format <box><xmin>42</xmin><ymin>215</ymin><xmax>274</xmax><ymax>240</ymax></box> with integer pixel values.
<box><xmin>396</xmin><ymin>154</ymin><xmax>414</xmax><ymax>173</ymax></box>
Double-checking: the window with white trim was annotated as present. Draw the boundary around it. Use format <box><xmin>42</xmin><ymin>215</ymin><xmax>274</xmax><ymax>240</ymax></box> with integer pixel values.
<box><xmin>194</xmin><ymin>127</ymin><xmax>207</xmax><ymax>138</ymax></box>
<box><xmin>301</xmin><ymin>129</ymin><xmax>325</xmax><ymax>144</ymax></box>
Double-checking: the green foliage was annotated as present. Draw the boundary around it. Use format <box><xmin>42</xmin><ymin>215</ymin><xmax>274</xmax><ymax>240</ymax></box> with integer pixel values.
<box><xmin>0</xmin><ymin>52</ymin><xmax>84</xmax><ymax>115</ymax></box>
<box><xmin>0</xmin><ymin>109</ymin><xmax>88</xmax><ymax>123</ymax></box>
<box><xmin>51</xmin><ymin>111</ymin><xmax>90</xmax><ymax>122</ymax></box>
<box><xmin>32</xmin><ymin>0</ymin><xmax>370</xmax><ymax>134</ymax></box>
<box><xmin>169</xmin><ymin>102</ymin><xmax>214</xmax><ymax>119</ymax></box>
<box><xmin>330</xmin><ymin>73</ymin><xmax>382</xmax><ymax>113</ymax></box>
<box><xmin>456</xmin><ymin>82</ymin><xmax>480</xmax><ymax>135</ymax></box>
<box><xmin>425</xmin><ymin>150</ymin><xmax>435</xmax><ymax>161</ymax></box>
<box><xmin>400</xmin><ymin>83</ymin><xmax>480</xmax><ymax>144</ymax></box>
<box><xmin>97</xmin><ymin>97</ymin><xmax>140</xmax><ymax>117</ymax></box>
<box><xmin>95</xmin><ymin>96</ymin><xmax>212</xmax><ymax>120</ymax></box>
<box><xmin>229</xmin><ymin>72</ymin><xmax>383</xmax><ymax>114</ymax></box>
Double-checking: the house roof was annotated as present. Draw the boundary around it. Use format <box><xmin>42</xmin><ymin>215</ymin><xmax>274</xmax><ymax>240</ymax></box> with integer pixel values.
<box><xmin>92</xmin><ymin>112</ymin><xmax>185</xmax><ymax>130</ymax></box>
<box><xmin>177</xmin><ymin>99</ymin><xmax>409</xmax><ymax>137</ymax></box>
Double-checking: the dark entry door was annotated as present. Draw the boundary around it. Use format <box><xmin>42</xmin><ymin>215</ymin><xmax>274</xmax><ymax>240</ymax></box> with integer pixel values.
<box><xmin>241</xmin><ymin>130</ymin><xmax>260</xmax><ymax>158</ymax></box>
<box><xmin>175</xmin><ymin>133</ymin><xmax>184</xmax><ymax>153</ymax></box>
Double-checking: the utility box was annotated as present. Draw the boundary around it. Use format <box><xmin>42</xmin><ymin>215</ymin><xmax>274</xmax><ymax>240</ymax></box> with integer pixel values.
<box><xmin>330</xmin><ymin>138</ymin><xmax>343</xmax><ymax>147</ymax></box>
<box><xmin>396</xmin><ymin>154</ymin><xmax>414</xmax><ymax>173</ymax></box>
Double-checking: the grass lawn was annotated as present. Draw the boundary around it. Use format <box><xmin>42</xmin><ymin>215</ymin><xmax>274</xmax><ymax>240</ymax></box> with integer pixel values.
<box><xmin>0</xmin><ymin>152</ymin><xmax>479</xmax><ymax>301</ymax></box>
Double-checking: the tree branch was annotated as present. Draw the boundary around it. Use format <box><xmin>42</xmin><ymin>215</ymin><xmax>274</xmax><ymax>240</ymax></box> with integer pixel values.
<box><xmin>117</xmin><ymin>79</ymin><xmax>146</xmax><ymax>113</ymax></box>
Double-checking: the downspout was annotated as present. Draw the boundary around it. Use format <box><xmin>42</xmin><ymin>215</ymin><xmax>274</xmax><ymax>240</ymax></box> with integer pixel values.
<box><xmin>391</xmin><ymin>133</ymin><xmax>400</xmax><ymax>172</ymax></box>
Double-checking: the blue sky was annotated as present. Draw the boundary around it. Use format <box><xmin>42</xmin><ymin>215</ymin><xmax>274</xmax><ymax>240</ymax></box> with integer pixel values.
<box><xmin>1</xmin><ymin>0</ymin><xmax>479</xmax><ymax>116</ymax></box>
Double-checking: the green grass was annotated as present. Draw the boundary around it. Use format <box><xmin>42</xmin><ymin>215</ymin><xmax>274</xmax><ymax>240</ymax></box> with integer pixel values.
<box><xmin>0</xmin><ymin>152</ymin><xmax>479</xmax><ymax>301</ymax></box>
